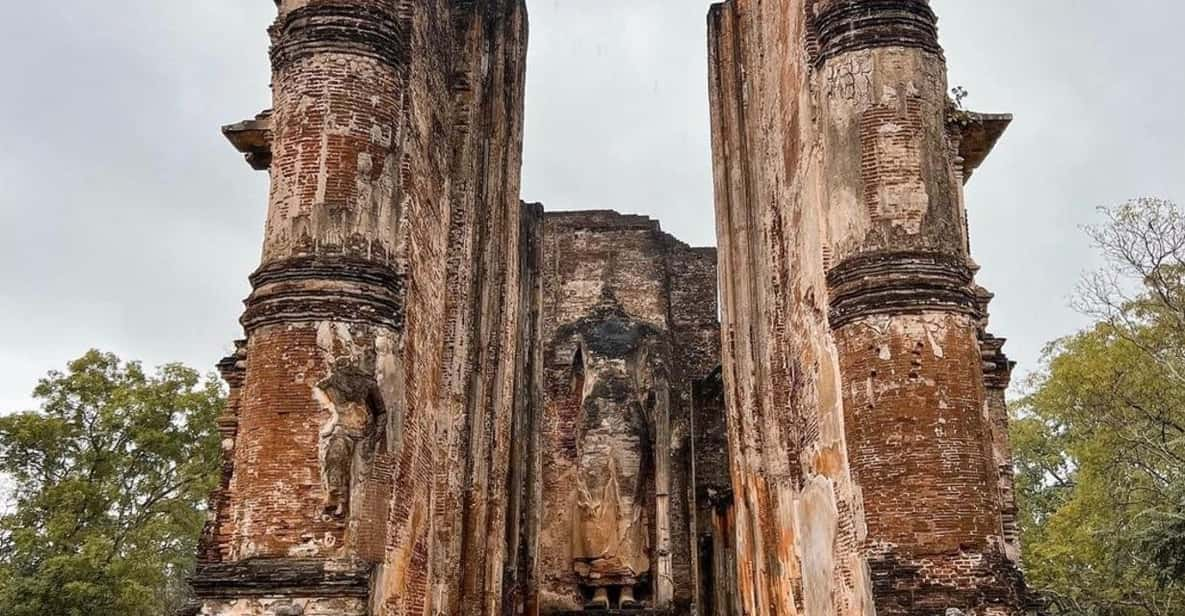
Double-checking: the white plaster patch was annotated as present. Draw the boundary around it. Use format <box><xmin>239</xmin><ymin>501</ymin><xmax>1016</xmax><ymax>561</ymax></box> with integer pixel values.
<box><xmin>924</xmin><ymin>322</ymin><xmax>946</xmax><ymax>359</ymax></box>
<box><xmin>796</xmin><ymin>477</ymin><xmax>839</xmax><ymax>616</ymax></box>
<box><xmin>288</xmin><ymin>537</ymin><xmax>321</xmax><ymax>558</ymax></box>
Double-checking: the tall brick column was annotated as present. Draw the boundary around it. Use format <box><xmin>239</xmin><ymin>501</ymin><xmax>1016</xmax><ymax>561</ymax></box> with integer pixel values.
<box><xmin>233</xmin><ymin>0</ymin><xmax>407</xmax><ymax>553</ymax></box>
<box><xmin>815</xmin><ymin>1</ymin><xmax>1027</xmax><ymax>612</ymax></box>
<box><xmin>193</xmin><ymin>1</ymin><xmax>412</xmax><ymax>614</ymax></box>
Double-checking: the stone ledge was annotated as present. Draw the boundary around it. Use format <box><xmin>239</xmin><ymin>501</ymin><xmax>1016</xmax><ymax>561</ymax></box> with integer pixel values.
<box><xmin>189</xmin><ymin>558</ymin><xmax>372</xmax><ymax>600</ymax></box>
<box><xmin>223</xmin><ymin>110</ymin><xmax>272</xmax><ymax>171</ymax></box>
<box><xmin>956</xmin><ymin>112</ymin><xmax>1013</xmax><ymax>183</ymax></box>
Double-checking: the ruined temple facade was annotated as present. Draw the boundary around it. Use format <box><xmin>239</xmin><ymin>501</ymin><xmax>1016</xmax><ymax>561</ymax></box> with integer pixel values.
<box><xmin>189</xmin><ymin>1</ymin><xmax>1035</xmax><ymax>615</ymax></box>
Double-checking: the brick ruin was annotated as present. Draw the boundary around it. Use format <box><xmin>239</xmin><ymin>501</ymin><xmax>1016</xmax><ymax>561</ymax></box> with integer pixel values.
<box><xmin>188</xmin><ymin>1</ymin><xmax>1036</xmax><ymax>615</ymax></box>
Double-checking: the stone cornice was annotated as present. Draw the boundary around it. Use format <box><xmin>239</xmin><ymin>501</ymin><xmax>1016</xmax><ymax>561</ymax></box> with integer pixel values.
<box><xmin>813</xmin><ymin>0</ymin><xmax>943</xmax><ymax>67</ymax></box>
<box><xmin>222</xmin><ymin>111</ymin><xmax>273</xmax><ymax>172</ymax></box>
<box><xmin>827</xmin><ymin>251</ymin><xmax>980</xmax><ymax>329</ymax></box>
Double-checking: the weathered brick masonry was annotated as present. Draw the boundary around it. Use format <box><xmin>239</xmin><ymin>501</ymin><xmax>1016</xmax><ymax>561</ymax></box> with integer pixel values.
<box><xmin>194</xmin><ymin>0</ymin><xmax>532</xmax><ymax>614</ymax></box>
<box><xmin>191</xmin><ymin>0</ymin><xmax>1034</xmax><ymax>614</ymax></box>
<box><xmin>708</xmin><ymin>0</ymin><xmax>1034</xmax><ymax>614</ymax></box>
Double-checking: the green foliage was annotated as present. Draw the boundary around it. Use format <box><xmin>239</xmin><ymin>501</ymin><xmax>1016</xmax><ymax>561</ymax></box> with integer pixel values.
<box><xmin>0</xmin><ymin>350</ymin><xmax>223</xmax><ymax>616</ymax></box>
<box><xmin>1015</xmin><ymin>198</ymin><xmax>1185</xmax><ymax>615</ymax></box>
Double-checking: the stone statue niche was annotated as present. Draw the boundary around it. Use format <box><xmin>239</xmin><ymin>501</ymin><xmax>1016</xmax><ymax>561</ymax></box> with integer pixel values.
<box><xmin>561</xmin><ymin>293</ymin><xmax>671</xmax><ymax>611</ymax></box>
<box><xmin>313</xmin><ymin>352</ymin><xmax>386</xmax><ymax>520</ymax></box>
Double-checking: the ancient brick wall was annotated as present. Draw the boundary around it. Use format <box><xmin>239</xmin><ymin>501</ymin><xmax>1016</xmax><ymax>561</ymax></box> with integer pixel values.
<box><xmin>815</xmin><ymin>0</ymin><xmax>1028</xmax><ymax>611</ymax></box>
<box><xmin>666</xmin><ymin>241</ymin><xmax>724</xmax><ymax>614</ymax></box>
<box><xmin>225</xmin><ymin>0</ymin><xmax>417</xmax><ymax>570</ymax></box>
<box><xmin>191</xmin><ymin>1</ymin><xmax>1035</xmax><ymax>614</ymax></box>
<box><xmin>504</xmin><ymin>202</ymin><xmax>546</xmax><ymax>615</ymax></box>
<box><xmin>424</xmin><ymin>2</ymin><xmax>530</xmax><ymax>615</ymax></box>
<box><xmin>692</xmin><ymin>371</ymin><xmax>739</xmax><ymax>616</ymax></box>
<box><xmin>529</xmin><ymin>211</ymin><xmax>721</xmax><ymax>614</ymax></box>
<box><xmin>192</xmin><ymin>1</ymin><xmax>529</xmax><ymax>615</ymax></box>
<box><xmin>709</xmin><ymin>1</ymin><xmax>875</xmax><ymax>613</ymax></box>
<box><xmin>708</xmin><ymin>0</ymin><xmax>1032</xmax><ymax>614</ymax></box>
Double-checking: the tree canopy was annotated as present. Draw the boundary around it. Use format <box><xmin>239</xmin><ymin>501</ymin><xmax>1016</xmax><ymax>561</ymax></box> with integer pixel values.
<box><xmin>0</xmin><ymin>350</ymin><xmax>223</xmax><ymax>616</ymax></box>
<box><xmin>1015</xmin><ymin>198</ymin><xmax>1185</xmax><ymax>614</ymax></box>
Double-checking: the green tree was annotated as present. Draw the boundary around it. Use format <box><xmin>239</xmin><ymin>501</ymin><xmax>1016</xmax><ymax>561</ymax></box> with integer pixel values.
<box><xmin>0</xmin><ymin>350</ymin><xmax>223</xmax><ymax>616</ymax></box>
<box><xmin>1015</xmin><ymin>198</ymin><xmax>1185</xmax><ymax>615</ymax></box>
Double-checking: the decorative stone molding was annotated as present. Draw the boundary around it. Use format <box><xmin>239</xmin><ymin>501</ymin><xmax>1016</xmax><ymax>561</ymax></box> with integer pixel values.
<box><xmin>269</xmin><ymin>3</ymin><xmax>408</xmax><ymax>72</ymax></box>
<box><xmin>216</xmin><ymin>341</ymin><xmax>248</xmax><ymax>390</ymax></box>
<box><xmin>827</xmin><ymin>251</ymin><xmax>980</xmax><ymax>328</ymax></box>
<box><xmin>189</xmin><ymin>558</ymin><xmax>372</xmax><ymax>600</ymax></box>
<box><xmin>980</xmin><ymin>335</ymin><xmax>1014</xmax><ymax>391</ymax></box>
<box><xmin>813</xmin><ymin>0</ymin><xmax>943</xmax><ymax>66</ymax></box>
<box><xmin>198</xmin><ymin>340</ymin><xmax>247</xmax><ymax>565</ymax></box>
<box><xmin>242</xmin><ymin>256</ymin><xmax>404</xmax><ymax>331</ymax></box>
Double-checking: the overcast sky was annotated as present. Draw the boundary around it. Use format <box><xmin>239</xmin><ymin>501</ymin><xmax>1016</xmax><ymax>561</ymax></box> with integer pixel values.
<box><xmin>0</xmin><ymin>1</ymin><xmax>1181</xmax><ymax>411</ymax></box>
